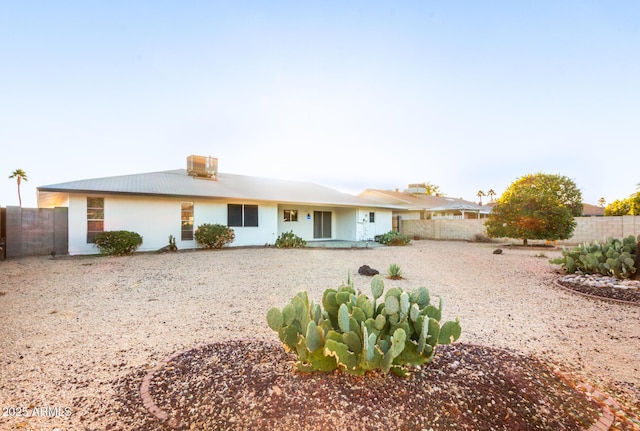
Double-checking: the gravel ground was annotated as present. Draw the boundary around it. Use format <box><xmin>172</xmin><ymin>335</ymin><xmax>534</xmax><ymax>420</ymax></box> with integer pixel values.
<box><xmin>1</xmin><ymin>240</ymin><xmax>639</xmax><ymax>430</ymax></box>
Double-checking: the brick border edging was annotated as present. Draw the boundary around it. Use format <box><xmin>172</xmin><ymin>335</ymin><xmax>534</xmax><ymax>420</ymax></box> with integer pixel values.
<box><xmin>463</xmin><ymin>343</ymin><xmax>618</xmax><ymax>431</ymax></box>
<box><xmin>553</xmin><ymin>279</ymin><xmax>640</xmax><ymax>307</ymax></box>
<box><xmin>576</xmin><ymin>382</ymin><xmax>617</xmax><ymax>431</ymax></box>
<box><xmin>140</xmin><ymin>341</ymin><xmax>617</xmax><ymax>431</ymax></box>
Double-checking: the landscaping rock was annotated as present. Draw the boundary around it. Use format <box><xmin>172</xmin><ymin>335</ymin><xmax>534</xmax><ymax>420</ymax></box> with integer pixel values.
<box><xmin>493</xmin><ymin>249</ymin><xmax>503</xmax><ymax>255</ymax></box>
<box><xmin>358</xmin><ymin>265</ymin><xmax>379</xmax><ymax>276</ymax></box>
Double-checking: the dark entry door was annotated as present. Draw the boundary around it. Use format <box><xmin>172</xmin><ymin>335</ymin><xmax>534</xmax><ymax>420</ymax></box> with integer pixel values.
<box><xmin>313</xmin><ymin>211</ymin><xmax>332</xmax><ymax>239</ymax></box>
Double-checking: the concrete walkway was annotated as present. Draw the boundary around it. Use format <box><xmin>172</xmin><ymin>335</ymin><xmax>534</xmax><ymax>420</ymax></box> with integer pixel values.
<box><xmin>305</xmin><ymin>240</ymin><xmax>383</xmax><ymax>249</ymax></box>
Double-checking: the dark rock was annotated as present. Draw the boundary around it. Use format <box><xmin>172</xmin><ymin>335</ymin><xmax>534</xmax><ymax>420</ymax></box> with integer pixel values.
<box><xmin>358</xmin><ymin>265</ymin><xmax>379</xmax><ymax>276</ymax></box>
<box><xmin>493</xmin><ymin>249</ymin><xmax>503</xmax><ymax>255</ymax></box>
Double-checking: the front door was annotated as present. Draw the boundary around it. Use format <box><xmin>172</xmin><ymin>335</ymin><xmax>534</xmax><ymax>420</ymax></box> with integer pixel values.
<box><xmin>313</xmin><ymin>211</ymin><xmax>332</xmax><ymax>239</ymax></box>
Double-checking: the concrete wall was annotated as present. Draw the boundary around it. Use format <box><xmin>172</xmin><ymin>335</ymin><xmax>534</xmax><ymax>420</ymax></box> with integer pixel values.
<box><xmin>401</xmin><ymin>215</ymin><xmax>640</xmax><ymax>244</ymax></box>
<box><xmin>402</xmin><ymin>218</ymin><xmax>487</xmax><ymax>241</ymax></box>
<box><xmin>3</xmin><ymin>206</ymin><xmax>68</xmax><ymax>258</ymax></box>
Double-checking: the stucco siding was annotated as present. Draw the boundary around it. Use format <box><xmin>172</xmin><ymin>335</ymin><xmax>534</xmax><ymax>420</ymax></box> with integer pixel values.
<box><xmin>335</xmin><ymin>208</ymin><xmax>357</xmax><ymax>241</ymax></box>
<box><xmin>355</xmin><ymin>208</ymin><xmax>392</xmax><ymax>240</ymax></box>
<box><xmin>277</xmin><ymin>205</ymin><xmax>315</xmax><ymax>241</ymax></box>
<box><xmin>65</xmin><ymin>195</ymin><xmax>280</xmax><ymax>254</ymax></box>
<box><xmin>230</xmin><ymin>203</ymin><xmax>278</xmax><ymax>247</ymax></box>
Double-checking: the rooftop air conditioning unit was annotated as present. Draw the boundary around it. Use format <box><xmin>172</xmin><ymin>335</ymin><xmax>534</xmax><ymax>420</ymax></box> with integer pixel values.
<box><xmin>187</xmin><ymin>155</ymin><xmax>218</xmax><ymax>180</ymax></box>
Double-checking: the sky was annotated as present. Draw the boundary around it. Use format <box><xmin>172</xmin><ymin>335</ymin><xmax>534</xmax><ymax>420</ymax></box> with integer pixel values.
<box><xmin>1</xmin><ymin>1</ymin><xmax>639</xmax><ymax>208</ymax></box>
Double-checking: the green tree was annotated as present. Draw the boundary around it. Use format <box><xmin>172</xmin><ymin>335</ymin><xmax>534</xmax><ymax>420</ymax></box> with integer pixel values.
<box><xmin>8</xmin><ymin>169</ymin><xmax>28</xmax><ymax>207</ymax></box>
<box><xmin>485</xmin><ymin>173</ymin><xmax>583</xmax><ymax>245</ymax></box>
<box><xmin>424</xmin><ymin>182</ymin><xmax>444</xmax><ymax>197</ymax></box>
<box><xmin>476</xmin><ymin>190</ymin><xmax>486</xmax><ymax>205</ymax></box>
<box><xmin>487</xmin><ymin>189</ymin><xmax>497</xmax><ymax>202</ymax></box>
<box><xmin>604</xmin><ymin>194</ymin><xmax>640</xmax><ymax>216</ymax></box>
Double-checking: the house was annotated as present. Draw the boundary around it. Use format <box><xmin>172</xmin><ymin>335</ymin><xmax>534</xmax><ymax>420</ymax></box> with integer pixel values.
<box><xmin>581</xmin><ymin>203</ymin><xmax>605</xmax><ymax>217</ymax></box>
<box><xmin>359</xmin><ymin>186</ymin><xmax>491</xmax><ymax>222</ymax></box>
<box><xmin>37</xmin><ymin>156</ymin><xmax>397</xmax><ymax>255</ymax></box>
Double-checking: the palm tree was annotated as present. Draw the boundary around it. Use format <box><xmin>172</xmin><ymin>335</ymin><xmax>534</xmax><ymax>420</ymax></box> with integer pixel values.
<box><xmin>487</xmin><ymin>189</ymin><xmax>496</xmax><ymax>202</ymax></box>
<box><xmin>9</xmin><ymin>169</ymin><xmax>28</xmax><ymax>207</ymax></box>
<box><xmin>598</xmin><ymin>197</ymin><xmax>606</xmax><ymax>207</ymax></box>
<box><xmin>476</xmin><ymin>190</ymin><xmax>486</xmax><ymax>205</ymax></box>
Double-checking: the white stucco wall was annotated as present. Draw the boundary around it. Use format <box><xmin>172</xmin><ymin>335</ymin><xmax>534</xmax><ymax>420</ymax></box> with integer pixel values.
<box><xmin>356</xmin><ymin>208</ymin><xmax>392</xmax><ymax>240</ymax></box>
<box><xmin>276</xmin><ymin>205</ymin><xmax>315</xmax><ymax>240</ymax></box>
<box><xmin>43</xmin><ymin>194</ymin><xmax>393</xmax><ymax>254</ymax></box>
<box><xmin>275</xmin><ymin>205</ymin><xmax>392</xmax><ymax>242</ymax></box>
<box><xmin>65</xmin><ymin>194</ymin><xmax>278</xmax><ymax>255</ymax></box>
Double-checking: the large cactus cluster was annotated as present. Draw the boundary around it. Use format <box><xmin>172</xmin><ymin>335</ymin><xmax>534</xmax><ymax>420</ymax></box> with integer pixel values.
<box><xmin>266</xmin><ymin>275</ymin><xmax>461</xmax><ymax>376</ymax></box>
<box><xmin>550</xmin><ymin>235</ymin><xmax>639</xmax><ymax>279</ymax></box>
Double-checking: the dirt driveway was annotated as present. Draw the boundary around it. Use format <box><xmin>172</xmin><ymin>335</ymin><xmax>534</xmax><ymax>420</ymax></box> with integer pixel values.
<box><xmin>1</xmin><ymin>241</ymin><xmax>638</xmax><ymax>430</ymax></box>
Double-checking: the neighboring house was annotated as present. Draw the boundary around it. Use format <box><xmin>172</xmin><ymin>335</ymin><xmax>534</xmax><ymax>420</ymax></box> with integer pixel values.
<box><xmin>359</xmin><ymin>187</ymin><xmax>491</xmax><ymax>221</ymax></box>
<box><xmin>37</xmin><ymin>156</ymin><xmax>396</xmax><ymax>255</ymax></box>
<box><xmin>582</xmin><ymin>203</ymin><xmax>605</xmax><ymax>217</ymax></box>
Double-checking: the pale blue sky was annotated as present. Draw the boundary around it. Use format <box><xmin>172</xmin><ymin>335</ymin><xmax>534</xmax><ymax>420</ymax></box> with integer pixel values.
<box><xmin>1</xmin><ymin>1</ymin><xmax>638</xmax><ymax>207</ymax></box>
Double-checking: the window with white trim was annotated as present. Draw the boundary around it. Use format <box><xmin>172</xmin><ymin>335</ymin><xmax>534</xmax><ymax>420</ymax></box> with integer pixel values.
<box><xmin>284</xmin><ymin>210</ymin><xmax>298</xmax><ymax>222</ymax></box>
<box><xmin>181</xmin><ymin>202</ymin><xmax>194</xmax><ymax>240</ymax></box>
<box><xmin>87</xmin><ymin>197</ymin><xmax>104</xmax><ymax>243</ymax></box>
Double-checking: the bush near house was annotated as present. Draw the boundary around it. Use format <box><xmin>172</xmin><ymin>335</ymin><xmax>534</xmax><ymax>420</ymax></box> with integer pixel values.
<box><xmin>194</xmin><ymin>223</ymin><xmax>235</xmax><ymax>249</ymax></box>
<box><xmin>378</xmin><ymin>231</ymin><xmax>411</xmax><ymax>246</ymax></box>
<box><xmin>93</xmin><ymin>230</ymin><xmax>143</xmax><ymax>256</ymax></box>
<box><xmin>266</xmin><ymin>275</ymin><xmax>461</xmax><ymax>376</ymax></box>
<box><xmin>275</xmin><ymin>231</ymin><xmax>306</xmax><ymax>248</ymax></box>
<box><xmin>550</xmin><ymin>235</ymin><xmax>639</xmax><ymax>279</ymax></box>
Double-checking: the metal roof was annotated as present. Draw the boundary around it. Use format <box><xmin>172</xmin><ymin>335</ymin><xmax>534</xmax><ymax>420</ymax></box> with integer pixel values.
<box><xmin>359</xmin><ymin>189</ymin><xmax>492</xmax><ymax>213</ymax></box>
<box><xmin>38</xmin><ymin>169</ymin><xmax>398</xmax><ymax>208</ymax></box>
<box><xmin>426</xmin><ymin>200</ymin><xmax>492</xmax><ymax>213</ymax></box>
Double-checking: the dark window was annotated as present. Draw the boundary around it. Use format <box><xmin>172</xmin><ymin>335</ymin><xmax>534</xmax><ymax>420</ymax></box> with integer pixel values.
<box><xmin>228</xmin><ymin>204</ymin><xmax>259</xmax><ymax>227</ymax></box>
<box><xmin>284</xmin><ymin>210</ymin><xmax>298</xmax><ymax>222</ymax></box>
<box><xmin>369</xmin><ymin>212</ymin><xmax>375</xmax><ymax>223</ymax></box>
<box><xmin>181</xmin><ymin>202</ymin><xmax>194</xmax><ymax>240</ymax></box>
<box><xmin>87</xmin><ymin>197</ymin><xmax>104</xmax><ymax>243</ymax></box>
<box><xmin>228</xmin><ymin>204</ymin><xmax>243</xmax><ymax>227</ymax></box>
<box><xmin>244</xmin><ymin>205</ymin><xmax>259</xmax><ymax>227</ymax></box>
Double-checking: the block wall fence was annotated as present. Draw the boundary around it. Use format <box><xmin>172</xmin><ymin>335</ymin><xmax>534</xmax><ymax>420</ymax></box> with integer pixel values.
<box><xmin>1</xmin><ymin>206</ymin><xmax>68</xmax><ymax>259</ymax></box>
<box><xmin>401</xmin><ymin>215</ymin><xmax>640</xmax><ymax>245</ymax></box>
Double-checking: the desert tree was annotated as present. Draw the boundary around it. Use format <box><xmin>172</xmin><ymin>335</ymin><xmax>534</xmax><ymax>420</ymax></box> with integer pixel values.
<box><xmin>485</xmin><ymin>173</ymin><xmax>583</xmax><ymax>245</ymax></box>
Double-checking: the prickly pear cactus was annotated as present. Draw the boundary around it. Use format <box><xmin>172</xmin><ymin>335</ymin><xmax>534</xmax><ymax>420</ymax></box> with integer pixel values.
<box><xmin>550</xmin><ymin>234</ymin><xmax>639</xmax><ymax>279</ymax></box>
<box><xmin>266</xmin><ymin>274</ymin><xmax>462</xmax><ymax>376</ymax></box>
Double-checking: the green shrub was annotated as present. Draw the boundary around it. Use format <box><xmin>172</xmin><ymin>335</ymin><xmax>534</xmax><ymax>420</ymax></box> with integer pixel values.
<box><xmin>194</xmin><ymin>223</ymin><xmax>235</xmax><ymax>249</ymax></box>
<box><xmin>550</xmin><ymin>235</ymin><xmax>639</xmax><ymax>279</ymax></box>
<box><xmin>387</xmin><ymin>263</ymin><xmax>402</xmax><ymax>279</ymax></box>
<box><xmin>94</xmin><ymin>230</ymin><xmax>143</xmax><ymax>256</ymax></box>
<box><xmin>275</xmin><ymin>231</ymin><xmax>307</xmax><ymax>248</ymax></box>
<box><xmin>378</xmin><ymin>230</ymin><xmax>411</xmax><ymax>246</ymax></box>
<box><xmin>266</xmin><ymin>275</ymin><xmax>461</xmax><ymax>377</ymax></box>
